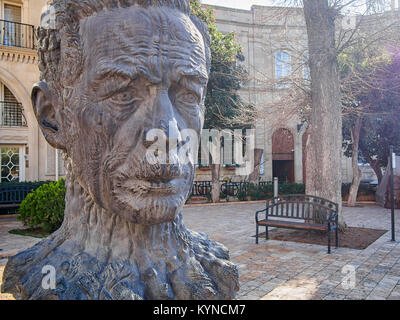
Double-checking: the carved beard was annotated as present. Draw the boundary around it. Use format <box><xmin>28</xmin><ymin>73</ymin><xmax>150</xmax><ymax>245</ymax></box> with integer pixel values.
<box><xmin>109</xmin><ymin>158</ymin><xmax>194</xmax><ymax>225</ymax></box>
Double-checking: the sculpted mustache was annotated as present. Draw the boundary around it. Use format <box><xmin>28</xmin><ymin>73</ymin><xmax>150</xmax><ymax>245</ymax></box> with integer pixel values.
<box><xmin>103</xmin><ymin>143</ymin><xmax>191</xmax><ymax>181</ymax></box>
<box><xmin>112</xmin><ymin>162</ymin><xmax>189</xmax><ymax>181</ymax></box>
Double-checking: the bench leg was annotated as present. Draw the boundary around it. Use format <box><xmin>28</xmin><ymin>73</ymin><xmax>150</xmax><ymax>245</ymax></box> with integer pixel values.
<box><xmin>335</xmin><ymin>227</ymin><xmax>339</xmax><ymax>248</ymax></box>
<box><xmin>328</xmin><ymin>228</ymin><xmax>331</xmax><ymax>254</ymax></box>
<box><xmin>265</xmin><ymin>226</ymin><xmax>269</xmax><ymax>240</ymax></box>
<box><xmin>256</xmin><ymin>224</ymin><xmax>259</xmax><ymax>244</ymax></box>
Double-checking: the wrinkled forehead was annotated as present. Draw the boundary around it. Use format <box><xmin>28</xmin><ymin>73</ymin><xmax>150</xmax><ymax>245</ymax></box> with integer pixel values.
<box><xmin>81</xmin><ymin>7</ymin><xmax>208</xmax><ymax>85</ymax></box>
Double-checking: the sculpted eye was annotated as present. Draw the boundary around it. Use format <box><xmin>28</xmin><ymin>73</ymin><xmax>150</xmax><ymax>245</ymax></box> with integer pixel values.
<box><xmin>109</xmin><ymin>91</ymin><xmax>137</xmax><ymax>105</ymax></box>
<box><xmin>179</xmin><ymin>92</ymin><xmax>198</xmax><ymax>104</ymax></box>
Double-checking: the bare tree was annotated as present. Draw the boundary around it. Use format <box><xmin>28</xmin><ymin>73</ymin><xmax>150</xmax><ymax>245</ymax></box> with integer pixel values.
<box><xmin>202</xmin><ymin>1</ymin><xmax>399</xmax><ymax>211</ymax></box>
<box><xmin>250</xmin><ymin>0</ymin><xmax>400</xmax><ymax>228</ymax></box>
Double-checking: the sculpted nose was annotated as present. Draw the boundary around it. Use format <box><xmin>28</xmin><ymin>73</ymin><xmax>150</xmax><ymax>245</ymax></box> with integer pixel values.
<box><xmin>143</xmin><ymin>90</ymin><xmax>184</xmax><ymax>153</ymax></box>
<box><xmin>158</xmin><ymin>119</ymin><xmax>179</xmax><ymax>142</ymax></box>
<box><xmin>154</xmin><ymin>91</ymin><xmax>181</xmax><ymax>143</ymax></box>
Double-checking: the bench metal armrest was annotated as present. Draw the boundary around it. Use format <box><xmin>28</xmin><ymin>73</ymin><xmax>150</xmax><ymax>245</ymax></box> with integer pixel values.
<box><xmin>328</xmin><ymin>211</ymin><xmax>339</xmax><ymax>223</ymax></box>
<box><xmin>255</xmin><ymin>208</ymin><xmax>267</xmax><ymax>223</ymax></box>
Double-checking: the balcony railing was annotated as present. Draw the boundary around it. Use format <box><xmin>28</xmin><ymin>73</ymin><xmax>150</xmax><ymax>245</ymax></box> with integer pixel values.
<box><xmin>0</xmin><ymin>101</ymin><xmax>27</xmax><ymax>127</ymax></box>
<box><xmin>0</xmin><ymin>19</ymin><xmax>36</xmax><ymax>50</ymax></box>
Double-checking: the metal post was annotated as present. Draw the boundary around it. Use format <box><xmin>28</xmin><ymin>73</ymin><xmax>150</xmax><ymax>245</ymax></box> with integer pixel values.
<box><xmin>274</xmin><ymin>177</ymin><xmax>279</xmax><ymax>198</ymax></box>
<box><xmin>390</xmin><ymin>146</ymin><xmax>395</xmax><ymax>241</ymax></box>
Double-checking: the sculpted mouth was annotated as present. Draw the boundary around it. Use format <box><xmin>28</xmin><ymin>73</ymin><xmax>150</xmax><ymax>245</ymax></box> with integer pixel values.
<box><xmin>112</xmin><ymin>163</ymin><xmax>192</xmax><ymax>196</ymax></box>
<box><xmin>118</xmin><ymin>177</ymin><xmax>186</xmax><ymax>195</ymax></box>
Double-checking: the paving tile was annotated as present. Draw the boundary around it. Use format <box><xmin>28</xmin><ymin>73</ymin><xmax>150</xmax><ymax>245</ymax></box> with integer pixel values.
<box><xmin>1</xmin><ymin>203</ymin><xmax>400</xmax><ymax>300</ymax></box>
<box><xmin>323</xmin><ymin>293</ymin><xmax>346</xmax><ymax>300</ymax></box>
<box><xmin>366</xmin><ymin>295</ymin><xmax>386</xmax><ymax>300</ymax></box>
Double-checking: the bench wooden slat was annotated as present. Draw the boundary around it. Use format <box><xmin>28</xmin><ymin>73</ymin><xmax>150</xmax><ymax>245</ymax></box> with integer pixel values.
<box><xmin>258</xmin><ymin>219</ymin><xmax>328</xmax><ymax>231</ymax></box>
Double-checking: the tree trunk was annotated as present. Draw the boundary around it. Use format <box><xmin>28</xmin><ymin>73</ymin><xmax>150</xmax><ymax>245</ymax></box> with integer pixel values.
<box><xmin>249</xmin><ymin>148</ymin><xmax>264</xmax><ymax>183</ymax></box>
<box><xmin>211</xmin><ymin>163</ymin><xmax>221</xmax><ymax>203</ymax></box>
<box><xmin>348</xmin><ymin>117</ymin><xmax>363</xmax><ymax>207</ymax></box>
<box><xmin>303</xmin><ymin>0</ymin><xmax>346</xmax><ymax>230</ymax></box>
<box><xmin>366</xmin><ymin>155</ymin><xmax>383</xmax><ymax>184</ymax></box>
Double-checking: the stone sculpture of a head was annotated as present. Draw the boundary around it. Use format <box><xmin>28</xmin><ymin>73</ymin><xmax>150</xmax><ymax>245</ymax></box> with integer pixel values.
<box><xmin>33</xmin><ymin>0</ymin><xmax>210</xmax><ymax>225</ymax></box>
<box><xmin>1</xmin><ymin>0</ymin><xmax>239</xmax><ymax>300</ymax></box>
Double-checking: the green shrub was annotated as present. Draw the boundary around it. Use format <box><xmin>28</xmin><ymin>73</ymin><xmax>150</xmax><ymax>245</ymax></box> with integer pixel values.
<box><xmin>219</xmin><ymin>192</ymin><xmax>227</xmax><ymax>199</ymax></box>
<box><xmin>236</xmin><ymin>187</ymin><xmax>248</xmax><ymax>201</ymax></box>
<box><xmin>248</xmin><ymin>183</ymin><xmax>262</xmax><ymax>200</ymax></box>
<box><xmin>18</xmin><ymin>179</ymin><xmax>66</xmax><ymax>232</ymax></box>
<box><xmin>205</xmin><ymin>191</ymin><xmax>212</xmax><ymax>202</ymax></box>
<box><xmin>342</xmin><ymin>182</ymin><xmax>375</xmax><ymax>197</ymax></box>
<box><xmin>279</xmin><ymin>183</ymin><xmax>306</xmax><ymax>195</ymax></box>
<box><xmin>258</xmin><ymin>183</ymin><xmax>274</xmax><ymax>199</ymax></box>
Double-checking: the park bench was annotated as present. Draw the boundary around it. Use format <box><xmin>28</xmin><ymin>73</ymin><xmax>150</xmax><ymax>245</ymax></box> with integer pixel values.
<box><xmin>255</xmin><ymin>194</ymin><xmax>339</xmax><ymax>254</ymax></box>
<box><xmin>0</xmin><ymin>184</ymin><xmax>37</xmax><ymax>213</ymax></box>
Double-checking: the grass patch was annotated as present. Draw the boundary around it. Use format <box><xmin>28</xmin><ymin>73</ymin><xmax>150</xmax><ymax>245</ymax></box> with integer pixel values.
<box><xmin>8</xmin><ymin>228</ymin><xmax>50</xmax><ymax>239</ymax></box>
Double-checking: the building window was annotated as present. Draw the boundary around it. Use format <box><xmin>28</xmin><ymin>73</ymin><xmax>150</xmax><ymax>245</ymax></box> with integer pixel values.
<box><xmin>2</xmin><ymin>3</ymin><xmax>22</xmax><ymax>47</ymax></box>
<box><xmin>0</xmin><ymin>2</ymin><xmax>35</xmax><ymax>49</ymax></box>
<box><xmin>0</xmin><ymin>83</ymin><xmax>26</xmax><ymax>127</ymax></box>
<box><xmin>1</xmin><ymin>146</ymin><xmax>21</xmax><ymax>182</ymax></box>
<box><xmin>3</xmin><ymin>3</ymin><xmax>22</xmax><ymax>22</ymax></box>
<box><xmin>259</xmin><ymin>152</ymin><xmax>264</xmax><ymax>175</ymax></box>
<box><xmin>275</xmin><ymin>51</ymin><xmax>291</xmax><ymax>88</ymax></box>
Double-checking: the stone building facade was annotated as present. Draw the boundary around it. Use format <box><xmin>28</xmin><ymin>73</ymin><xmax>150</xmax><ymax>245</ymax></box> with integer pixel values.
<box><xmin>197</xmin><ymin>3</ymin><xmax>400</xmax><ymax>183</ymax></box>
<box><xmin>0</xmin><ymin>0</ymin><xmax>63</xmax><ymax>183</ymax></box>
<box><xmin>195</xmin><ymin>4</ymin><xmax>355</xmax><ymax>183</ymax></box>
<box><xmin>1</xmin><ymin>1</ymin><xmax>396</xmax><ymax>184</ymax></box>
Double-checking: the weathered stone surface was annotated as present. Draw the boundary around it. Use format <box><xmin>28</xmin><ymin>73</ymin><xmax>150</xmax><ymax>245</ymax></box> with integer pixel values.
<box><xmin>1</xmin><ymin>0</ymin><xmax>239</xmax><ymax>300</ymax></box>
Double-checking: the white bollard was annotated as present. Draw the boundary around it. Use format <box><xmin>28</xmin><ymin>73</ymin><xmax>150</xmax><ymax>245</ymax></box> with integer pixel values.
<box><xmin>274</xmin><ymin>177</ymin><xmax>278</xmax><ymax>198</ymax></box>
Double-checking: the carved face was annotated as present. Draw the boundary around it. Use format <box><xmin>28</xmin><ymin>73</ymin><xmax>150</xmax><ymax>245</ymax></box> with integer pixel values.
<box><xmin>35</xmin><ymin>7</ymin><xmax>208</xmax><ymax>225</ymax></box>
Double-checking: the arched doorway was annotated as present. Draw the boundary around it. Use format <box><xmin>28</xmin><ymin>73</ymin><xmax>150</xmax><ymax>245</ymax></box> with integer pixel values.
<box><xmin>272</xmin><ymin>128</ymin><xmax>294</xmax><ymax>183</ymax></box>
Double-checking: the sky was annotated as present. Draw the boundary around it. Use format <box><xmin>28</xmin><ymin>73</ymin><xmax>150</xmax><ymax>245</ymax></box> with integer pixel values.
<box><xmin>201</xmin><ymin>0</ymin><xmax>276</xmax><ymax>10</ymax></box>
<box><xmin>200</xmin><ymin>0</ymin><xmax>391</xmax><ymax>13</ymax></box>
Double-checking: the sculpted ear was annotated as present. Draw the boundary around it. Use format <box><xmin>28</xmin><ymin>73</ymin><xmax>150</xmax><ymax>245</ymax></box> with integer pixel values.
<box><xmin>31</xmin><ymin>82</ymin><xmax>66</xmax><ymax>150</ymax></box>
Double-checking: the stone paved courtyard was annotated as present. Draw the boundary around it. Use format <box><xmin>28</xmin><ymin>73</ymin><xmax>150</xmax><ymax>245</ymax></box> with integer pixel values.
<box><xmin>1</xmin><ymin>203</ymin><xmax>400</xmax><ymax>300</ymax></box>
